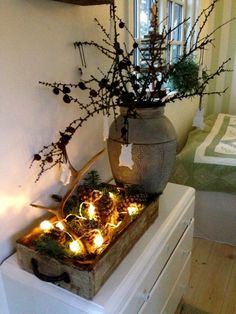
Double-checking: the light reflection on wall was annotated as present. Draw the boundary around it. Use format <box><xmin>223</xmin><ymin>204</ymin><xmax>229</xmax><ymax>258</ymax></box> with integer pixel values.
<box><xmin>0</xmin><ymin>193</ymin><xmax>51</xmax><ymax>227</ymax></box>
<box><xmin>0</xmin><ymin>194</ymin><xmax>28</xmax><ymax>216</ymax></box>
<box><xmin>0</xmin><ymin>193</ymin><xmax>49</xmax><ymax>263</ymax></box>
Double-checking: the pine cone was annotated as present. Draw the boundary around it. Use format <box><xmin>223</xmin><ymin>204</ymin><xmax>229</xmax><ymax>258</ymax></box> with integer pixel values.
<box><xmin>124</xmin><ymin>192</ymin><xmax>149</xmax><ymax>206</ymax></box>
<box><xmin>95</xmin><ymin>193</ymin><xmax>113</xmax><ymax>217</ymax></box>
<box><xmin>117</xmin><ymin>192</ymin><xmax>149</xmax><ymax>220</ymax></box>
<box><xmin>77</xmin><ymin>185</ymin><xmax>94</xmax><ymax>202</ymax></box>
<box><xmin>83</xmin><ymin>219</ymin><xmax>100</xmax><ymax>230</ymax></box>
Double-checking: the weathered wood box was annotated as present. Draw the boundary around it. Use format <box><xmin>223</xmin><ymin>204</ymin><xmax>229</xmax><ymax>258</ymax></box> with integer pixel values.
<box><xmin>16</xmin><ymin>198</ymin><xmax>159</xmax><ymax>299</ymax></box>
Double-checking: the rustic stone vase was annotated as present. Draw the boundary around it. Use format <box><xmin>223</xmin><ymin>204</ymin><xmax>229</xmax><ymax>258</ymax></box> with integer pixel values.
<box><xmin>107</xmin><ymin>106</ymin><xmax>177</xmax><ymax>194</ymax></box>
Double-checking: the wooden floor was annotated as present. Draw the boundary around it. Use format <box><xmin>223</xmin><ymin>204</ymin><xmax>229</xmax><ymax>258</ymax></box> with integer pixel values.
<box><xmin>182</xmin><ymin>237</ymin><xmax>236</xmax><ymax>314</ymax></box>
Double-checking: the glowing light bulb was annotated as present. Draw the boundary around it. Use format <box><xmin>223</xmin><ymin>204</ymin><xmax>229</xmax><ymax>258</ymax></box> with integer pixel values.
<box><xmin>69</xmin><ymin>240</ymin><xmax>81</xmax><ymax>254</ymax></box>
<box><xmin>56</xmin><ymin>221</ymin><xmax>64</xmax><ymax>231</ymax></box>
<box><xmin>94</xmin><ymin>233</ymin><xmax>104</xmax><ymax>248</ymax></box>
<box><xmin>127</xmin><ymin>204</ymin><xmax>139</xmax><ymax>216</ymax></box>
<box><xmin>109</xmin><ymin>192</ymin><xmax>115</xmax><ymax>199</ymax></box>
<box><xmin>88</xmin><ymin>203</ymin><xmax>96</xmax><ymax>220</ymax></box>
<box><xmin>40</xmin><ymin>220</ymin><xmax>53</xmax><ymax>231</ymax></box>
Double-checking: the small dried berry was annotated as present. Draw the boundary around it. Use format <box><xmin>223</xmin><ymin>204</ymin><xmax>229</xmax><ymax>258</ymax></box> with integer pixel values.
<box><xmin>119</xmin><ymin>21</ymin><xmax>125</xmax><ymax>28</ymax></box>
<box><xmin>99</xmin><ymin>78</ymin><xmax>108</xmax><ymax>88</ymax></box>
<box><xmin>78</xmin><ymin>82</ymin><xmax>87</xmax><ymax>90</ymax></box>
<box><xmin>63</xmin><ymin>86</ymin><xmax>71</xmax><ymax>94</ymax></box>
<box><xmin>60</xmin><ymin>134</ymin><xmax>71</xmax><ymax>145</ymax></box>
<box><xmin>133</xmin><ymin>42</ymin><xmax>138</xmax><ymax>49</ymax></box>
<box><xmin>63</xmin><ymin>94</ymin><xmax>71</xmax><ymax>104</ymax></box>
<box><xmin>46</xmin><ymin>156</ymin><xmax>53</xmax><ymax>163</ymax></box>
<box><xmin>53</xmin><ymin>87</ymin><xmax>60</xmax><ymax>95</ymax></box>
<box><xmin>90</xmin><ymin>89</ymin><xmax>98</xmax><ymax>97</ymax></box>
<box><xmin>34</xmin><ymin>154</ymin><xmax>41</xmax><ymax>161</ymax></box>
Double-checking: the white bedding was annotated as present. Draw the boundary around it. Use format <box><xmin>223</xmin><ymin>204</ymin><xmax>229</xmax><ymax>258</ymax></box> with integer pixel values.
<box><xmin>194</xmin><ymin>113</ymin><xmax>236</xmax><ymax>166</ymax></box>
<box><xmin>194</xmin><ymin>190</ymin><xmax>236</xmax><ymax>246</ymax></box>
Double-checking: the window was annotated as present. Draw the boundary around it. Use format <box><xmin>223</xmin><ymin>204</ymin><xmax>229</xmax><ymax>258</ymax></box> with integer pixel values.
<box><xmin>134</xmin><ymin>0</ymin><xmax>154</xmax><ymax>39</ymax></box>
<box><xmin>166</xmin><ymin>0</ymin><xmax>184</xmax><ymax>63</ymax></box>
<box><xmin>134</xmin><ymin>0</ymin><xmax>197</xmax><ymax>65</ymax></box>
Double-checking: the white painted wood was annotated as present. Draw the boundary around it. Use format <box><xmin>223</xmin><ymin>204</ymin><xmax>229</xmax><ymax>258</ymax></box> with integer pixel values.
<box><xmin>161</xmin><ymin>253</ymin><xmax>192</xmax><ymax>314</ymax></box>
<box><xmin>0</xmin><ymin>272</ymin><xmax>9</xmax><ymax>314</ymax></box>
<box><xmin>138</xmin><ymin>221</ymin><xmax>194</xmax><ymax>314</ymax></box>
<box><xmin>120</xmin><ymin>205</ymin><xmax>194</xmax><ymax>314</ymax></box>
<box><xmin>1</xmin><ymin>183</ymin><xmax>195</xmax><ymax>314</ymax></box>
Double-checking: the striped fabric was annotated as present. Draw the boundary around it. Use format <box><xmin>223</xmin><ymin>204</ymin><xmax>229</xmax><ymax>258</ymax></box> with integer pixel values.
<box><xmin>200</xmin><ymin>0</ymin><xmax>236</xmax><ymax>115</ymax></box>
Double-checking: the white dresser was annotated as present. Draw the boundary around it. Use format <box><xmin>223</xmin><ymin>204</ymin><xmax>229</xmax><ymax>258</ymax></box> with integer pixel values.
<box><xmin>1</xmin><ymin>183</ymin><xmax>195</xmax><ymax>314</ymax></box>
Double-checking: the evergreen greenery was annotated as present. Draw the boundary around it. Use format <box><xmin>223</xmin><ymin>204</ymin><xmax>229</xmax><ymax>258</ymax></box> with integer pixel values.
<box><xmin>169</xmin><ymin>58</ymin><xmax>200</xmax><ymax>93</ymax></box>
<box><xmin>33</xmin><ymin>235</ymin><xmax>66</xmax><ymax>259</ymax></box>
<box><xmin>82</xmin><ymin>170</ymin><xmax>101</xmax><ymax>188</ymax></box>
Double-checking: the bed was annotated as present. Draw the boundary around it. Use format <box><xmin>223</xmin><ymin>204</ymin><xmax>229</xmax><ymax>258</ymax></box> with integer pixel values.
<box><xmin>170</xmin><ymin>113</ymin><xmax>236</xmax><ymax>246</ymax></box>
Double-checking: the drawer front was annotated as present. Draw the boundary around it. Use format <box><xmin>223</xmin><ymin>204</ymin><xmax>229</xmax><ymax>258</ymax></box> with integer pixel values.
<box><xmin>121</xmin><ymin>197</ymin><xmax>194</xmax><ymax>314</ymax></box>
<box><xmin>161</xmin><ymin>253</ymin><xmax>191</xmax><ymax>314</ymax></box>
<box><xmin>138</xmin><ymin>220</ymin><xmax>194</xmax><ymax>314</ymax></box>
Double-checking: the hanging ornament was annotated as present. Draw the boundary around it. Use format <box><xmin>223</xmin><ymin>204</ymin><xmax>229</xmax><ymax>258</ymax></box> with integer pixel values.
<box><xmin>192</xmin><ymin>107</ymin><xmax>205</xmax><ymax>129</ymax></box>
<box><xmin>193</xmin><ymin>48</ymin><xmax>205</xmax><ymax>129</ymax></box>
<box><xmin>60</xmin><ymin>160</ymin><xmax>72</xmax><ymax>185</ymax></box>
<box><xmin>119</xmin><ymin>144</ymin><xmax>134</xmax><ymax>169</ymax></box>
<box><xmin>103</xmin><ymin>115</ymin><xmax>109</xmax><ymax>141</ymax></box>
<box><xmin>193</xmin><ymin>95</ymin><xmax>205</xmax><ymax>129</ymax></box>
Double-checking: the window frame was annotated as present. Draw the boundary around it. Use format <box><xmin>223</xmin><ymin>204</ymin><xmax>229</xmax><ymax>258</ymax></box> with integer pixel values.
<box><xmin>133</xmin><ymin>0</ymin><xmax>199</xmax><ymax>65</ymax></box>
<box><xmin>165</xmin><ymin>0</ymin><xmax>185</xmax><ymax>63</ymax></box>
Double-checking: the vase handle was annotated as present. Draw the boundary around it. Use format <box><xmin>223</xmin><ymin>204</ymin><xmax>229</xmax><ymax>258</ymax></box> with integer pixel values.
<box><xmin>31</xmin><ymin>258</ymin><xmax>70</xmax><ymax>283</ymax></box>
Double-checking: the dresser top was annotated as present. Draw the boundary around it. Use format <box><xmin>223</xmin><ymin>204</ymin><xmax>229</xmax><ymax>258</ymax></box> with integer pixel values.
<box><xmin>1</xmin><ymin>183</ymin><xmax>195</xmax><ymax>314</ymax></box>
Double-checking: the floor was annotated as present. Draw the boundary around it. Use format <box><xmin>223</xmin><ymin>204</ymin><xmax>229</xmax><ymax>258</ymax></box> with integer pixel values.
<box><xmin>181</xmin><ymin>237</ymin><xmax>236</xmax><ymax>314</ymax></box>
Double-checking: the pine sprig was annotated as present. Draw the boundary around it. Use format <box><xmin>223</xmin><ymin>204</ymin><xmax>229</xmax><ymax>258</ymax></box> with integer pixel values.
<box><xmin>82</xmin><ymin>170</ymin><xmax>101</xmax><ymax>187</ymax></box>
<box><xmin>33</xmin><ymin>235</ymin><xmax>66</xmax><ymax>259</ymax></box>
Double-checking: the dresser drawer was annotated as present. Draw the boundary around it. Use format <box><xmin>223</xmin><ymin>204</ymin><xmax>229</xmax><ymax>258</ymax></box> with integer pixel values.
<box><xmin>161</xmin><ymin>197</ymin><xmax>194</xmax><ymax>270</ymax></box>
<box><xmin>161</xmin><ymin>253</ymin><xmax>191</xmax><ymax>314</ymax></box>
<box><xmin>138</xmin><ymin>220</ymin><xmax>194</xmax><ymax>314</ymax></box>
<box><xmin>120</xmin><ymin>197</ymin><xmax>194</xmax><ymax>314</ymax></box>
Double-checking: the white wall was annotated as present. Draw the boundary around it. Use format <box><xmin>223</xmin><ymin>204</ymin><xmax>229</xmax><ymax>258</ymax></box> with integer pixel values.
<box><xmin>0</xmin><ymin>0</ymin><xmax>117</xmax><ymax>263</ymax></box>
<box><xmin>165</xmin><ymin>98</ymin><xmax>198</xmax><ymax>151</ymax></box>
<box><xmin>0</xmin><ymin>0</ymin><xmax>197</xmax><ymax>264</ymax></box>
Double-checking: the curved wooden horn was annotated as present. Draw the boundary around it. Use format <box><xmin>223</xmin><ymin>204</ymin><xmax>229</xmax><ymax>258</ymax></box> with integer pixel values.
<box><xmin>31</xmin><ymin>148</ymin><xmax>106</xmax><ymax>239</ymax></box>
